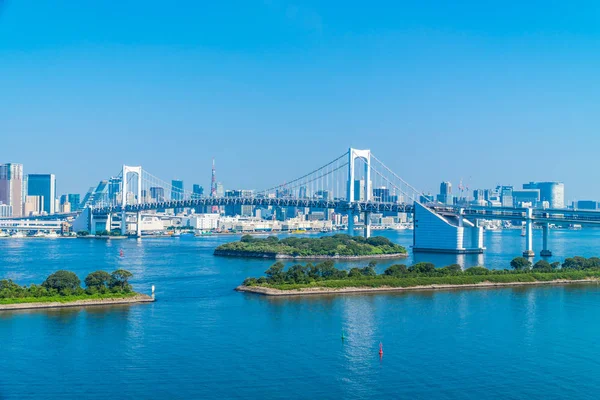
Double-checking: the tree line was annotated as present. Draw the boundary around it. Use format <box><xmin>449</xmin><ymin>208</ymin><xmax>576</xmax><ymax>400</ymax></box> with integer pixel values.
<box><xmin>0</xmin><ymin>269</ymin><xmax>134</xmax><ymax>299</ymax></box>
<box><xmin>243</xmin><ymin>256</ymin><xmax>600</xmax><ymax>286</ymax></box>
<box><xmin>218</xmin><ymin>234</ymin><xmax>407</xmax><ymax>257</ymax></box>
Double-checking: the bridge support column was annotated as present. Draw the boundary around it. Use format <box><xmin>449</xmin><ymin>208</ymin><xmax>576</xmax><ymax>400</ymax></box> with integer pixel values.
<box><xmin>540</xmin><ymin>223</ymin><xmax>552</xmax><ymax>257</ymax></box>
<box><xmin>136</xmin><ymin>212</ymin><xmax>142</xmax><ymax>238</ymax></box>
<box><xmin>90</xmin><ymin>212</ymin><xmax>96</xmax><ymax>235</ymax></box>
<box><xmin>348</xmin><ymin>212</ymin><xmax>355</xmax><ymax>236</ymax></box>
<box><xmin>523</xmin><ymin>208</ymin><xmax>535</xmax><ymax>257</ymax></box>
<box><xmin>364</xmin><ymin>212</ymin><xmax>371</xmax><ymax>238</ymax></box>
<box><xmin>121</xmin><ymin>210</ymin><xmax>127</xmax><ymax>236</ymax></box>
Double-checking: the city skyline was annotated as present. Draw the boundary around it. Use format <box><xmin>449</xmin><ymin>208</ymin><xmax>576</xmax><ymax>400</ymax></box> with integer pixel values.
<box><xmin>2</xmin><ymin>1</ymin><xmax>600</xmax><ymax>199</ymax></box>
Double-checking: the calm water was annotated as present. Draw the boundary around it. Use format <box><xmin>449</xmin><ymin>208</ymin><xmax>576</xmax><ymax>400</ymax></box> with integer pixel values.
<box><xmin>2</xmin><ymin>229</ymin><xmax>600</xmax><ymax>399</ymax></box>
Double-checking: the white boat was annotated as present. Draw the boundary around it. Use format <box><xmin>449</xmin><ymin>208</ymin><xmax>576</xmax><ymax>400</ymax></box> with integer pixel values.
<box><xmin>47</xmin><ymin>231</ymin><xmax>59</xmax><ymax>238</ymax></box>
<box><xmin>11</xmin><ymin>231</ymin><xmax>25</xmax><ymax>238</ymax></box>
<box><xmin>0</xmin><ymin>231</ymin><xmax>8</xmax><ymax>238</ymax></box>
<box><xmin>32</xmin><ymin>231</ymin><xmax>47</xmax><ymax>238</ymax></box>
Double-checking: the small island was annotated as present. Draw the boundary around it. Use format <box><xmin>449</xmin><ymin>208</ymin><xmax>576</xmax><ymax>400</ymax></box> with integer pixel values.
<box><xmin>237</xmin><ymin>256</ymin><xmax>600</xmax><ymax>296</ymax></box>
<box><xmin>214</xmin><ymin>234</ymin><xmax>408</xmax><ymax>259</ymax></box>
<box><xmin>0</xmin><ymin>269</ymin><xmax>154</xmax><ymax>310</ymax></box>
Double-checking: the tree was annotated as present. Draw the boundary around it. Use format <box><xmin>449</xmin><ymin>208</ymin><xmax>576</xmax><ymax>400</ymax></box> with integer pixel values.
<box><xmin>384</xmin><ymin>264</ymin><xmax>408</xmax><ymax>277</ymax></box>
<box><xmin>285</xmin><ymin>264</ymin><xmax>310</xmax><ymax>284</ymax></box>
<box><xmin>265</xmin><ymin>262</ymin><xmax>285</xmax><ymax>283</ymax></box>
<box><xmin>240</xmin><ymin>234</ymin><xmax>254</xmax><ymax>243</ymax></box>
<box><xmin>109</xmin><ymin>269</ymin><xmax>133</xmax><ymax>291</ymax></box>
<box><xmin>348</xmin><ymin>267</ymin><xmax>363</xmax><ymax>278</ymax></box>
<box><xmin>85</xmin><ymin>271</ymin><xmax>111</xmax><ymax>289</ymax></box>
<box><xmin>562</xmin><ymin>257</ymin><xmax>587</xmax><ymax>270</ymax></box>
<box><xmin>409</xmin><ymin>262</ymin><xmax>436</xmax><ymax>274</ymax></box>
<box><xmin>532</xmin><ymin>260</ymin><xmax>552</xmax><ymax>272</ymax></box>
<box><xmin>510</xmin><ymin>257</ymin><xmax>532</xmax><ymax>271</ymax></box>
<box><xmin>464</xmin><ymin>266</ymin><xmax>490</xmax><ymax>275</ymax></box>
<box><xmin>42</xmin><ymin>270</ymin><xmax>81</xmax><ymax>293</ymax></box>
<box><xmin>360</xmin><ymin>265</ymin><xmax>377</xmax><ymax>277</ymax></box>
<box><xmin>550</xmin><ymin>262</ymin><xmax>561</xmax><ymax>270</ymax></box>
<box><xmin>439</xmin><ymin>264</ymin><xmax>462</xmax><ymax>274</ymax></box>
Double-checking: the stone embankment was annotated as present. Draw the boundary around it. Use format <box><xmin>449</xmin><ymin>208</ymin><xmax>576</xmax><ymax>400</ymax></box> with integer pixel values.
<box><xmin>236</xmin><ymin>278</ymin><xmax>600</xmax><ymax>297</ymax></box>
<box><xmin>0</xmin><ymin>294</ymin><xmax>155</xmax><ymax>311</ymax></box>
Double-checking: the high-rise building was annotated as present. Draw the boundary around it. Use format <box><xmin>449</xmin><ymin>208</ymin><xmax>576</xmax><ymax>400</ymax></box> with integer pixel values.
<box><xmin>473</xmin><ymin>189</ymin><xmax>484</xmax><ymax>201</ymax></box>
<box><xmin>512</xmin><ymin>189</ymin><xmax>540</xmax><ymax>207</ymax></box>
<box><xmin>522</xmin><ymin>182</ymin><xmax>565</xmax><ymax>209</ymax></box>
<box><xmin>67</xmin><ymin>194</ymin><xmax>81</xmax><ymax>211</ymax></box>
<box><xmin>298</xmin><ymin>186</ymin><xmax>307</xmax><ymax>199</ymax></box>
<box><xmin>224</xmin><ymin>189</ymin><xmax>254</xmax><ymax>216</ymax></box>
<box><xmin>192</xmin><ymin>184</ymin><xmax>204</xmax><ymax>199</ymax></box>
<box><xmin>0</xmin><ymin>163</ymin><xmax>24</xmax><ymax>217</ymax></box>
<box><xmin>496</xmin><ymin>186</ymin><xmax>513</xmax><ymax>208</ymax></box>
<box><xmin>23</xmin><ymin>195</ymin><xmax>43</xmax><ymax>216</ymax></box>
<box><xmin>353</xmin><ymin>179</ymin><xmax>365</xmax><ymax>201</ymax></box>
<box><xmin>216</xmin><ymin>182</ymin><xmax>224</xmax><ymax>198</ymax></box>
<box><xmin>150</xmin><ymin>187</ymin><xmax>165</xmax><ymax>202</ymax></box>
<box><xmin>27</xmin><ymin>174</ymin><xmax>56</xmax><ymax>214</ymax></box>
<box><xmin>172</xmin><ymin>180</ymin><xmax>184</xmax><ymax>214</ymax></box>
<box><xmin>437</xmin><ymin>181</ymin><xmax>453</xmax><ymax>204</ymax></box>
<box><xmin>0</xmin><ymin>204</ymin><xmax>12</xmax><ymax>217</ymax></box>
<box><xmin>108</xmin><ymin>177</ymin><xmax>121</xmax><ymax>203</ymax></box>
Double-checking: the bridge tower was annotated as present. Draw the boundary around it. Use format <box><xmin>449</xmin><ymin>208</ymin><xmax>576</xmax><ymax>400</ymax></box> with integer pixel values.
<box><xmin>121</xmin><ymin>165</ymin><xmax>142</xmax><ymax>236</ymax></box>
<box><xmin>347</xmin><ymin>148</ymin><xmax>372</xmax><ymax>238</ymax></box>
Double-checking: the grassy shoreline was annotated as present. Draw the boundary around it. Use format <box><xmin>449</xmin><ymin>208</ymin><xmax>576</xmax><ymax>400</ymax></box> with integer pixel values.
<box><xmin>0</xmin><ymin>291</ymin><xmax>141</xmax><ymax>305</ymax></box>
<box><xmin>0</xmin><ymin>293</ymin><xmax>154</xmax><ymax>310</ymax></box>
<box><xmin>238</xmin><ymin>271</ymin><xmax>600</xmax><ymax>296</ymax></box>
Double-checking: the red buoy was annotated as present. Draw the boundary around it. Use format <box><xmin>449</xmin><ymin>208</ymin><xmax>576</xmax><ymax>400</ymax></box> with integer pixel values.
<box><xmin>379</xmin><ymin>342</ymin><xmax>383</xmax><ymax>357</ymax></box>
<box><xmin>119</xmin><ymin>249</ymin><xmax>124</xmax><ymax>257</ymax></box>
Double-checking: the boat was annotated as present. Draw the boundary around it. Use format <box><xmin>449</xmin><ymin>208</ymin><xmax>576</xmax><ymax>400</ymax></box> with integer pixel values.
<box><xmin>0</xmin><ymin>231</ymin><xmax>9</xmax><ymax>238</ymax></box>
<box><xmin>47</xmin><ymin>231</ymin><xmax>59</xmax><ymax>238</ymax></box>
<box><xmin>11</xmin><ymin>231</ymin><xmax>25</xmax><ymax>238</ymax></box>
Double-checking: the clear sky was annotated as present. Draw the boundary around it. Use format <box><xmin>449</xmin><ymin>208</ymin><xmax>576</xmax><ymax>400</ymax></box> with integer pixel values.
<box><xmin>1</xmin><ymin>0</ymin><xmax>599</xmax><ymax>202</ymax></box>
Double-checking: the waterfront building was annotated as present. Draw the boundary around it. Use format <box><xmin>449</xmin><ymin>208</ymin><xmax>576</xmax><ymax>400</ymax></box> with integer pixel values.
<box><xmin>576</xmin><ymin>200</ymin><xmax>598</xmax><ymax>210</ymax></box>
<box><xmin>0</xmin><ymin>203</ymin><xmax>13</xmax><ymax>217</ymax></box>
<box><xmin>0</xmin><ymin>163</ymin><xmax>24</xmax><ymax>217</ymax></box>
<box><xmin>23</xmin><ymin>195</ymin><xmax>44</xmax><ymax>216</ymax></box>
<box><xmin>496</xmin><ymin>186</ymin><xmax>513</xmax><ymax>208</ymax></box>
<box><xmin>27</xmin><ymin>174</ymin><xmax>56</xmax><ymax>214</ymax></box>
<box><xmin>522</xmin><ymin>182</ymin><xmax>565</xmax><ymax>209</ymax></box>
<box><xmin>66</xmin><ymin>194</ymin><xmax>81</xmax><ymax>211</ymax></box>
<box><xmin>512</xmin><ymin>189</ymin><xmax>540</xmax><ymax>207</ymax></box>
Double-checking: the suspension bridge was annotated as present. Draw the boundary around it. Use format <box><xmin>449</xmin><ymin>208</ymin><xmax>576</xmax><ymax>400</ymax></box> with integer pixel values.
<box><xmin>68</xmin><ymin>147</ymin><xmax>600</xmax><ymax>258</ymax></box>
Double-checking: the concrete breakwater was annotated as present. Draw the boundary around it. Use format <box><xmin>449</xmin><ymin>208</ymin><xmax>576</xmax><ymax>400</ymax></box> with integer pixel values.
<box><xmin>0</xmin><ymin>294</ymin><xmax>155</xmax><ymax>311</ymax></box>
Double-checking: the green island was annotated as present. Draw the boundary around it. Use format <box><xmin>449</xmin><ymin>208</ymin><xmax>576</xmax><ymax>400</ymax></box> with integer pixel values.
<box><xmin>214</xmin><ymin>234</ymin><xmax>408</xmax><ymax>259</ymax></box>
<box><xmin>0</xmin><ymin>269</ymin><xmax>153</xmax><ymax>309</ymax></box>
<box><xmin>237</xmin><ymin>256</ymin><xmax>600</xmax><ymax>296</ymax></box>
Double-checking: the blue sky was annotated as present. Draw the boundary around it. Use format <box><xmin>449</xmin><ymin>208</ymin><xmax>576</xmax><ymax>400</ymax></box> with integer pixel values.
<box><xmin>1</xmin><ymin>0</ymin><xmax>599</xmax><ymax>201</ymax></box>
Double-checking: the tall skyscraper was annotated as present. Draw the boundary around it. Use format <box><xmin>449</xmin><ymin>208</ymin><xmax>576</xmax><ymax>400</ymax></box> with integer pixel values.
<box><xmin>522</xmin><ymin>182</ymin><xmax>565</xmax><ymax>209</ymax></box>
<box><xmin>192</xmin><ymin>184</ymin><xmax>204</xmax><ymax>199</ymax></box>
<box><xmin>27</xmin><ymin>174</ymin><xmax>56</xmax><ymax>214</ymax></box>
<box><xmin>68</xmin><ymin>194</ymin><xmax>81</xmax><ymax>211</ymax></box>
<box><xmin>210</xmin><ymin>158</ymin><xmax>218</xmax><ymax>213</ymax></box>
<box><xmin>150</xmin><ymin>187</ymin><xmax>165</xmax><ymax>202</ymax></box>
<box><xmin>437</xmin><ymin>181</ymin><xmax>453</xmax><ymax>205</ymax></box>
<box><xmin>0</xmin><ymin>163</ymin><xmax>24</xmax><ymax>217</ymax></box>
<box><xmin>172</xmin><ymin>180</ymin><xmax>184</xmax><ymax>215</ymax></box>
<box><xmin>171</xmin><ymin>180</ymin><xmax>184</xmax><ymax>201</ymax></box>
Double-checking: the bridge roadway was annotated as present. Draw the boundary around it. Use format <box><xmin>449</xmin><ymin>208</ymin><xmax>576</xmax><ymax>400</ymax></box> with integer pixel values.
<box><xmin>92</xmin><ymin>198</ymin><xmax>600</xmax><ymax>225</ymax></box>
<box><xmin>432</xmin><ymin>205</ymin><xmax>600</xmax><ymax>225</ymax></box>
<box><xmin>91</xmin><ymin>197</ymin><xmax>415</xmax><ymax>215</ymax></box>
